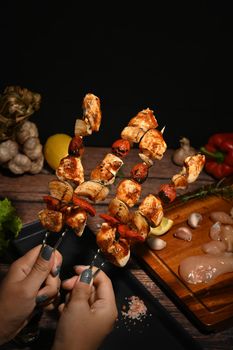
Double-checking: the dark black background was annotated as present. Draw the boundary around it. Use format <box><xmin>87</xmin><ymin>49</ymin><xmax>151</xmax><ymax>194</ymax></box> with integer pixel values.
<box><xmin>0</xmin><ymin>1</ymin><xmax>233</xmax><ymax>149</ymax></box>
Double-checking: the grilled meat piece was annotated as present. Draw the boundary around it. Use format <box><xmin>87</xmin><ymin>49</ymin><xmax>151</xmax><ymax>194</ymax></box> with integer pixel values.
<box><xmin>38</xmin><ymin>209</ymin><xmax>64</xmax><ymax>233</ymax></box>
<box><xmin>139</xmin><ymin>129</ymin><xmax>167</xmax><ymax>161</ymax></box>
<box><xmin>90</xmin><ymin>153</ymin><xmax>123</xmax><ymax>185</ymax></box>
<box><xmin>56</xmin><ymin>155</ymin><xmax>84</xmax><ymax>186</ymax></box>
<box><xmin>116</xmin><ymin>179</ymin><xmax>142</xmax><ymax>207</ymax></box>
<box><xmin>74</xmin><ymin>180</ymin><xmax>109</xmax><ymax>202</ymax></box>
<box><xmin>139</xmin><ymin>194</ymin><xmax>164</xmax><ymax>227</ymax></box>
<box><xmin>82</xmin><ymin>93</ymin><xmax>102</xmax><ymax>132</ymax></box>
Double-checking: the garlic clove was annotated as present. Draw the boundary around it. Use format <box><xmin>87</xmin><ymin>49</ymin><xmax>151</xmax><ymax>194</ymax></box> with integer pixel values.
<box><xmin>187</xmin><ymin>212</ymin><xmax>203</xmax><ymax>228</ymax></box>
<box><xmin>173</xmin><ymin>226</ymin><xmax>192</xmax><ymax>241</ymax></box>
<box><xmin>146</xmin><ymin>236</ymin><xmax>167</xmax><ymax>250</ymax></box>
<box><xmin>209</xmin><ymin>221</ymin><xmax>221</xmax><ymax>241</ymax></box>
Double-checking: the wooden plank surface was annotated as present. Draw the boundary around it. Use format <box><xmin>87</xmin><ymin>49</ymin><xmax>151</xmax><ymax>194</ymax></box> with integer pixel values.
<box><xmin>134</xmin><ymin>194</ymin><xmax>233</xmax><ymax>332</ymax></box>
<box><xmin>1</xmin><ymin>147</ymin><xmax>233</xmax><ymax>349</ymax></box>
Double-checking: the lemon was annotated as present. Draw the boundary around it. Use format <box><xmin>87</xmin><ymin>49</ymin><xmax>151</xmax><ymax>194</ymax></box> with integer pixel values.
<box><xmin>44</xmin><ymin>133</ymin><xmax>72</xmax><ymax>170</ymax></box>
<box><xmin>149</xmin><ymin>217</ymin><xmax>174</xmax><ymax>236</ymax></box>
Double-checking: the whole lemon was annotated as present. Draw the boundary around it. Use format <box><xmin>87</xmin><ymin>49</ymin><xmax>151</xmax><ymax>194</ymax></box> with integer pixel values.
<box><xmin>44</xmin><ymin>133</ymin><xmax>72</xmax><ymax>170</ymax></box>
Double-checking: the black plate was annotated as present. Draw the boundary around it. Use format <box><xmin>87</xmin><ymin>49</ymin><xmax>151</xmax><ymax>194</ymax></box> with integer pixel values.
<box><xmin>10</xmin><ymin>221</ymin><xmax>202</xmax><ymax>350</ymax></box>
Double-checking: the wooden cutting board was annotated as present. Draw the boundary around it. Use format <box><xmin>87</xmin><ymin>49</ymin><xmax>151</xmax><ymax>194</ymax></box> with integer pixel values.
<box><xmin>133</xmin><ymin>187</ymin><xmax>233</xmax><ymax>332</ymax></box>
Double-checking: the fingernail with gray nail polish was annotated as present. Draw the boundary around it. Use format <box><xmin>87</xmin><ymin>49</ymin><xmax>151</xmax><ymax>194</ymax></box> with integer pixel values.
<box><xmin>40</xmin><ymin>245</ymin><xmax>53</xmax><ymax>261</ymax></box>
<box><xmin>80</xmin><ymin>269</ymin><xmax>93</xmax><ymax>284</ymax></box>
<box><xmin>52</xmin><ymin>265</ymin><xmax>61</xmax><ymax>277</ymax></box>
<box><xmin>36</xmin><ymin>295</ymin><xmax>48</xmax><ymax>304</ymax></box>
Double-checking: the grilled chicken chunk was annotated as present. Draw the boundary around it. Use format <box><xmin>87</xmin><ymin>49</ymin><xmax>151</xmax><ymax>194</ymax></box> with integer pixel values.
<box><xmin>96</xmin><ymin>222</ymin><xmax>130</xmax><ymax>267</ymax></box>
<box><xmin>128</xmin><ymin>108</ymin><xmax>158</xmax><ymax>131</ymax></box>
<box><xmin>48</xmin><ymin>179</ymin><xmax>74</xmax><ymax>202</ymax></box>
<box><xmin>172</xmin><ymin>173</ymin><xmax>188</xmax><ymax>189</ymax></box>
<box><xmin>106</xmin><ymin>239</ymin><xmax>131</xmax><ymax>267</ymax></box>
<box><xmin>74</xmin><ymin>180</ymin><xmax>109</xmax><ymax>202</ymax></box>
<box><xmin>108</xmin><ymin>197</ymin><xmax>131</xmax><ymax>223</ymax></box>
<box><xmin>121</xmin><ymin>108</ymin><xmax>158</xmax><ymax>144</ymax></box>
<box><xmin>184</xmin><ymin>154</ymin><xmax>205</xmax><ymax>183</ymax></box>
<box><xmin>139</xmin><ymin>129</ymin><xmax>167</xmax><ymax>161</ymax></box>
<box><xmin>121</xmin><ymin>126</ymin><xmax>145</xmax><ymax>143</ymax></box>
<box><xmin>56</xmin><ymin>155</ymin><xmax>84</xmax><ymax>186</ymax></box>
<box><xmin>38</xmin><ymin>209</ymin><xmax>64</xmax><ymax>233</ymax></box>
<box><xmin>82</xmin><ymin>93</ymin><xmax>102</xmax><ymax>132</ymax></box>
<box><xmin>139</xmin><ymin>194</ymin><xmax>164</xmax><ymax>227</ymax></box>
<box><xmin>172</xmin><ymin>154</ymin><xmax>205</xmax><ymax>189</ymax></box>
<box><xmin>131</xmin><ymin>210</ymin><xmax>150</xmax><ymax>240</ymax></box>
<box><xmin>65</xmin><ymin>208</ymin><xmax>87</xmax><ymax>236</ymax></box>
<box><xmin>90</xmin><ymin>153</ymin><xmax>123</xmax><ymax>185</ymax></box>
<box><xmin>116</xmin><ymin>179</ymin><xmax>142</xmax><ymax>207</ymax></box>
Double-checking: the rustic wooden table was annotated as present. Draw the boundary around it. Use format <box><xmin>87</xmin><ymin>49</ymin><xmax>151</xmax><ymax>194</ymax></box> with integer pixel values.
<box><xmin>0</xmin><ymin>147</ymin><xmax>233</xmax><ymax>350</ymax></box>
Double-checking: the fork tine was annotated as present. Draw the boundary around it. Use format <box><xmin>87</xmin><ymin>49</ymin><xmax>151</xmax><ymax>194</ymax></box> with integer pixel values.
<box><xmin>42</xmin><ymin>228</ymin><xmax>68</xmax><ymax>251</ymax></box>
<box><xmin>53</xmin><ymin>228</ymin><xmax>68</xmax><ymax>250</ymax></box>
<box><xmin>88</xmin><ymin>248</ymin><xmax>106</xmax><ymax>278</ymax></box>
<box><xmin>92</xmin><ymin>261</ymin><xmax>105</xmax><ymax>278</ymax></box>
<box><xmin>89</xmin><ymin>248</ymin><xmax>101</xmax><ymax>268</ymax></box>
<box><xmin>42</xmin><ymin>231</ymin><xmax>50</xmax><ymax>248</ymax></box>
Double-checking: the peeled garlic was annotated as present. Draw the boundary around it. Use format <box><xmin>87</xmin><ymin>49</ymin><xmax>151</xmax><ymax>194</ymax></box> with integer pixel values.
<box><xmin>173</xmin><ymin>227</ymin><xmax>192</xmax><ymax>241</ymax></box>
<box><xmin>209</xmin><ymin>222</ymin><xmax>221</xmax><ymax>241</ymax></box>
<box><xmin>146</xmin><ymin>236</ymin><xmax>167</xmax><ymax>250</ymax></box>
<box><xmin>187</xmin><ymin>212</ymin><xmax>203</xmax><ymax>228</ymax></box>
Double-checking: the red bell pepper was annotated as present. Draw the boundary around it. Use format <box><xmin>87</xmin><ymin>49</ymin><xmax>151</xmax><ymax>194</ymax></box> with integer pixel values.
<box><xmin>200</xmin><ymin>133</ymin><xmax>233</xmax><ymax>179</ymax></box>
<box><xmin>99</xmin><ymin>213</ymin><xmax>120</xmax><ymax>226</ymax></box>
<box><xmin>118</xmin><ymin>224</ymin><xmax>145</xmax><ymax>242</ymax></box>
<box><xmin>72</xmin><ymin>194</ymin><xmax>96</xmax><ymax>216</ymax></box>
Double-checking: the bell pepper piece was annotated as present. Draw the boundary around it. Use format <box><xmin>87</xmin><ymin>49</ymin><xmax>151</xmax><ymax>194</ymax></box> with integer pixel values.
<box><xmin>200</xmin><ymin>133</ymin><xmax>233</xmax><ymax>179</ymax></box>
<box><xmin>99</xmin><ymin>213</ymin><xmax>120</xmax><ymax>225</ymax></box>
<box><xmin>118</xmin><ymin>224</ymin><xmax>145</xmax><ymax>242</ymax></box>
<box><xmin>72</xmin><ymin>194</ymin><xmax>96</xmax><ymax>216</ymax></box>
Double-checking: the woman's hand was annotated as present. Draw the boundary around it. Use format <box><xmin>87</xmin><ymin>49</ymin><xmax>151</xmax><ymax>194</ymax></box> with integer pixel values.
<box><xmin>52</xmin><ymin>266</ymin><xmax>118</xmax><ymax>350</ymax></box>
<box><xmin>0</xmin><ymin>244</ymin><xmax>62</xmax><ymax>345</ymax></box>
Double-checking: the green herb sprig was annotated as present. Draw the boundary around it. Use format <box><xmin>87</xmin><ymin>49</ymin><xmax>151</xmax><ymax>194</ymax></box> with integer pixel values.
<box><xmin>0</xmin><ymin>198</ymin><xmax>22</xmax><ymax>254</ymax></box>
<box><xmin>181</xmin><ymin>178</ymin><xmax>233</xmax><ymax>202</ymax></box>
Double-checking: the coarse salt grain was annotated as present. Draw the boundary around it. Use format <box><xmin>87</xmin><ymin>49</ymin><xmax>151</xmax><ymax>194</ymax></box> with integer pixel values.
<box><xmin>121</xmin><ymin>296</ymin><xmax>147</xmax><ymax>320</ymax></box>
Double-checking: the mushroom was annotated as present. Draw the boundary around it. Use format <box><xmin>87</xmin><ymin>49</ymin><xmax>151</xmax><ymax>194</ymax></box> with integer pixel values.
<box><xmin>187</xmin><ymin>212</ymin><xmax>203</xmax><ymax>228</ymax></box>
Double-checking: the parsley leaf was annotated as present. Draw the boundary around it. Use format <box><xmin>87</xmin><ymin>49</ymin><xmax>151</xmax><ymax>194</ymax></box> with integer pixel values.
<box><xmin>0</xmin><ymin>198</ymin><xmax>22</xmax><ymax>254</ymax></box>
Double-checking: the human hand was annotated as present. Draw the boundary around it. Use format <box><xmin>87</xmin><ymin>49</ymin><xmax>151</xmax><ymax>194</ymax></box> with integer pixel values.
<box><xmin>0</xmin><ymin>244</ymin><xmax>62</xmax><ymax>345</ymax></box>
<box><xmin>52</xmin><ymin>266</ymin><xmax>118</xmax><ymax>350</ymax></box>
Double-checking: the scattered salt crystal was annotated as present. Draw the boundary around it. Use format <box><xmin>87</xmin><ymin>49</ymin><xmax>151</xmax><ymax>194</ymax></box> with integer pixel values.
<box><xmin>121</xmin><ymin>296</ymin><xmax>147</xmax><ymax>320</ymax></box>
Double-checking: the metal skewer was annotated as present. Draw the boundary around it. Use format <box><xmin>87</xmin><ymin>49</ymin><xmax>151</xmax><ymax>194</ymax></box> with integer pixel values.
<box><xmin>88</xmin><ymin>248</ymin><xmax>106</xmax><ymax>278</ymax></box>
<box><xmin>42</xmin><ymin>227</ymin><xmax>68</xmax><ymax>250</ymax></box>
